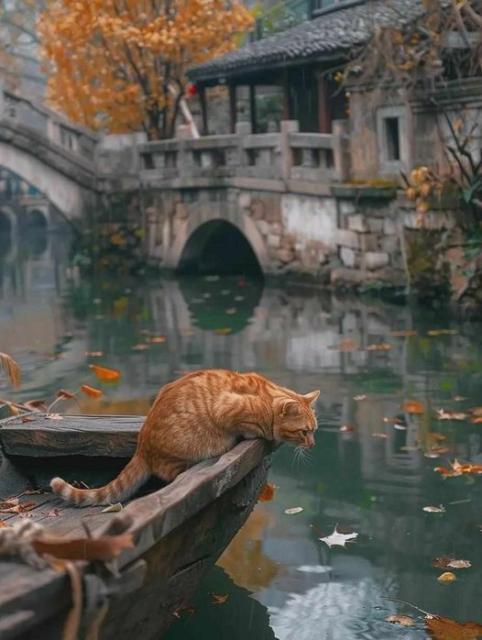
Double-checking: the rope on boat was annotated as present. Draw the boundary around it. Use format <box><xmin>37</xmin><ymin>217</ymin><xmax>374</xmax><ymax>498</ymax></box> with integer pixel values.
<box><xmin>0</xmin><ymin>521</ymin><xmax>109</xmax><ymax>640</ymax></box>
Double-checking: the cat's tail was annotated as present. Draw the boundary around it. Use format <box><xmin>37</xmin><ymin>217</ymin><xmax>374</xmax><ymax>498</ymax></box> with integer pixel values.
<box><xmin>50</xmin><ymin>455</ymin><xmax>150</xmax><ymax>507</ymax></box>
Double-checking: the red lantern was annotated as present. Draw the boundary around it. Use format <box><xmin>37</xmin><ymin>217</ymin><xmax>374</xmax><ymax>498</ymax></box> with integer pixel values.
<box><xmin>186</xmin><ymin>83</ymin><xmax>198</xmax><ymax>97</ymax></box>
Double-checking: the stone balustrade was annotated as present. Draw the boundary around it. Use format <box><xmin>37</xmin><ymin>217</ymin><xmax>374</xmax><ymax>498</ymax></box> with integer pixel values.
<box><xmin>138</xmin><ymin>119</ymin><xmax>350</xmax><ymax>189</ymax></box>
<box><xmin>0</xmin><ymin>87</ymin><xmax>98</xmax><ymax>162</ymax></box>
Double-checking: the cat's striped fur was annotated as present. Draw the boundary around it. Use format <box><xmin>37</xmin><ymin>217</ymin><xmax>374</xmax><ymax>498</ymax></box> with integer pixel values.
<box><xmin>50</xmin><ymin>369</ymin><xmax>319</xmax><ymax>506</ymax></box>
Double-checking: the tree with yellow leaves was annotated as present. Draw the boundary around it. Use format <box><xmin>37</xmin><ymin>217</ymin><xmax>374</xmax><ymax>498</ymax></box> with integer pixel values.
<box><xmin>38</xmin><ymin>0</ymin><xmax>253</xmax><ymax>139</ymax></box>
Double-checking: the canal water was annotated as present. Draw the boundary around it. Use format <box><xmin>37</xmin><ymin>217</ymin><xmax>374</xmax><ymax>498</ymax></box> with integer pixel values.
<box><xmin>1</xmin><ymin>229</ymin><xmax>482</xmax><ymax>639</ymax></box>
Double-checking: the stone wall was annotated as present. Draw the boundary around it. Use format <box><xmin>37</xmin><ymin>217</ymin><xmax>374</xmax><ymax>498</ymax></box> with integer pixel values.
<box><xmin>140</xmin><ymin>179</ymin><xmax>482</xmax><ymax>309</ymax></box>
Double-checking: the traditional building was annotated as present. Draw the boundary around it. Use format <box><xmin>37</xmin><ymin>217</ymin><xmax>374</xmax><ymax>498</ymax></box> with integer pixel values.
<box><xmin>189</xmin><ymin>0</ymin><xmax>481</xmax><ymax>182</ymax></box>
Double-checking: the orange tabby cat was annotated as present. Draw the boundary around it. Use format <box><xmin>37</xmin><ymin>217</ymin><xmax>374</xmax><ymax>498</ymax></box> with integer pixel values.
<box><xmin>51</xmin><ymin>369</ymin><xmax>319</xmax><ymax>506</ymax></box>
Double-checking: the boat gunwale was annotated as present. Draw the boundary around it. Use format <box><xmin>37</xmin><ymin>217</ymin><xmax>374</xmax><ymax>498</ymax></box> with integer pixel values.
<box><xmin>0</xmin><ymin>431</ymin><xmax>272</xmax><ymax>635</ymax></box>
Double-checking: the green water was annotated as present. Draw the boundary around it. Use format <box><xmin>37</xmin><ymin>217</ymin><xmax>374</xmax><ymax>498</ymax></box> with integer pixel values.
<box><xmin>2</xmin><ymin>231</ymin><xmax>482</xmax><ymax>639</ymax></box>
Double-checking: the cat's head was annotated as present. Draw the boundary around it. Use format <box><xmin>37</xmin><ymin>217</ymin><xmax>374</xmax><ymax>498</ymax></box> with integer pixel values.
<box><xmin>272</xmin><ymin>390</ymin><xmax>319</xmax><ymax>448</ymax></box>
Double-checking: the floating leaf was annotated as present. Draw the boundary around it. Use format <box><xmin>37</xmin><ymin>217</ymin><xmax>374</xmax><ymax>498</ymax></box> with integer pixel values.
<box><xmin>423</xmin><ymin>505</ymin><xmax>446</xmax><ymax>513</ymax></box>
<box><xmin>319</xmin><ymin>525</ymin><xmax>358</xmax><ymax>548</ymax></box>
<box><xmin>428</xmin><ymin>329</ymin><xmax>458</xmax><ymax>336</ymax></box>
<box><xmin>372</xmin><ymin>432</ymin><xmax>388</xmax><ymax>438</ymax></box>
<box><xmin>403</xmin><ymin>400</ymin><xmax>424</xmax><ymax>414</ymax></box>
<box><xmin>353</xmin><ymin>394</ymin><xmax>367</xmax><ymax>401</ymax></box>
<box><xmin>435</xmin><ymin>459</ymin><xmax>482</xmax><ymax>478</ymax></box>
<box><xmin>330</xmin><ymin>338</ymin><xmax>359</xmax><ymax>352</ymax></box>
<box><xmin>425</xmin><ymin>615</ymin><xmax>482</xmax><ymax>640</ymax></box>
<box><xmin>85</xmin><ymin>351</ymin><xmax>104</xmax><ymax>357</ymax></box>
<box><xmin>150</xmin><ymin>336</ymin><xmax>166</xmax><ymax>344</ymax></box>
<box><xmin>80</xmin><ymin>384</ymin><xmax>103</xmax><ymax>399</ymax></box>
<box><xmin>101</xmin><ymin>503</ymin><xmax>123</xmax><ymax>513</ymax></box>
<box><xmin>433</xmin><ymin>557</ymin><xmax>471</xmax><ymax>570</ymax></box>
<box><xmin>258</xmin><ymin>483</ymin><xmax>276</xmax><ymax>502</ymax></box>
<box><xmin>437</xmin><ymin>571</ymin><xmax>457</xmax><ymax>584</ymax></box>
<box><xmin>0</xmin><ymin>352</ymin><xmax>21</xmax><ymax>388</ymax></box>
<box><xmin>284</xmin><ymin>507</ymin><xmax>303</xmax><ymax>515</ymax></box>
<box><xmin>436</xmin><ymin>409</ymin><xmax>468</xmax><ymax>421</ymax></box>
<box><xmin>386</xmin><ymin>614</ymin><xmax>414</xmax><ymax>627</ymax></box>
<box><xmin>390</xmin><ymin>330</ymin><xmax>418</xmax><ymax>337</ymax></box>
<box><xmin>366</xmin><ymin>342</ymin><xmax>392</xmax><ymax>351</ymax></box>
<box><xmin>132</xmin><ymin>343</ymin><xmax>149</xmax><ymax>351</ymax></box>
<box><xmin>89</xmin><ymin>364</ymin><xmax>121</xmax><ymax>382</ymax></box>
<box><xmin>339</xmin><ymin>424</ymin><xmax>355</xmax><ymax>432</ymax></box>
<box><xmin>211</xmin><ymin>593</ymin><xmax>229</xmax><ymax>605</ymax></box>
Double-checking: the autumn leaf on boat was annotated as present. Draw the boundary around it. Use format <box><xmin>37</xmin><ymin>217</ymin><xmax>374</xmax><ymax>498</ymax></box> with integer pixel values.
<box><xmin>89</xmin><ymin>364</ymin><xmax>121</xmax><ymax>382</ymax></box>
<box><xmin>0</xmin><ymin>498</ymin><xmax>35</xmax><ymax>514</ymax></box>
<box><xmin>56</xmin><ymin>389</ymin><xmax>76</xmax><ymax>400</ymax></box>
<box><xmin>210</xmin><ymin>593</ymin><xmax>229</xmax><ymax>605</ymax></box>
<box><xmin>32</xmin><ymin>532</ymin><xmax>134</xmax><ymax>561</ymax></box>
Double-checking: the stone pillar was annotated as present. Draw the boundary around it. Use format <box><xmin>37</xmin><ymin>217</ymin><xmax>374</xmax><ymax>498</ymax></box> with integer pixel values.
<box><xmin>236</xmin><ymin>121</ymin><xmax>252</xmax><ymax>170</ymax></box>
<box><xmin>280</xmin><ymin>120</ymin><xmax>299</xmax><ymax>182</ymax></box>
<box><xmin>332</xmin><ymin>119</ymin><xmax>350</xmax><ymax>182</ymax></box>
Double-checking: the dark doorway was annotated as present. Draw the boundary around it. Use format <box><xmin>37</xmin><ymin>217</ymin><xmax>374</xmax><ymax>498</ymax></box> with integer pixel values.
<box><xmin>177</xmin><ymin>220</ymin><xmax>263</xmax><ymax>277</ymax></box>
<box><xmin>0</xmin><ymin>212</ymin><xmax>12</xmax><ymax>258</ymax></box>
<box><xmin>27</xmin><ymin>209</ymin><xmax>48</xmax><ymax>230</ymax></box>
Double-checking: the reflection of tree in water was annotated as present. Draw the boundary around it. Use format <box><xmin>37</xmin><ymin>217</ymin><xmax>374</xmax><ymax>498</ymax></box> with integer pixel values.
<box><xmin>178</xmin><ymin>275</ymin><xmax>264</xmax><ymax>335</ymax></box>
<box><xmin>218</xmin><ymin>504</ymin><xmax>279</xmax><ymax>592</ymax></box>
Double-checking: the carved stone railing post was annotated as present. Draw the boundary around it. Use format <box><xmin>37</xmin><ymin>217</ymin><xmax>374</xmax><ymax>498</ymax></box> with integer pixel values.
<box><xmin>332</xmin><ymin>119</ymin><xmax>350</xmax><ymax>182</ymax></box>
<box><xmin>280</xmin><ymin>120</ymin><xmax>299</xmax><ymax>182</ymax></box>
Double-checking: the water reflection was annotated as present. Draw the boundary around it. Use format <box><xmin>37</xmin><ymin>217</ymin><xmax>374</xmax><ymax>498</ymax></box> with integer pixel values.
<box><xmin>1</xmin><ymin>234</ymin><xmax>482</xmax><ymax>639</ymax></box>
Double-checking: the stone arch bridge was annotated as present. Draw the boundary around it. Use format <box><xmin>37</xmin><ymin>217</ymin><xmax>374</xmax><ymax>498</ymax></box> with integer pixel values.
<box><xmin>139</xmin><ymin>125</ymin><xmax>406</xmax><ymax>287</ymax></box>
<box><xmin>0</xmin><ymin>88</ymin><xmax>100</xmax><ymax>228</ymax></box>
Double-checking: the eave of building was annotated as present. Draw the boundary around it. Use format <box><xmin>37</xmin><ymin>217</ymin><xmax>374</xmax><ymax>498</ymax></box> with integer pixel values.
<box><xmin>188</xmin><ymin>0</ymin><xmax>429</xmax><ymax>86</ymax></box>
<box><xmin>193</xmin><ymin>52</ymin><xmax>346</xmax><ymax>88</ymax></box>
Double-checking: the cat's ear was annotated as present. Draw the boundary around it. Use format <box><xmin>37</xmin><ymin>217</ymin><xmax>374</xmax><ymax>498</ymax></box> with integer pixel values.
<box><xmin>280</xmin><ymin>399</ymin><xmax>301</xmax><ymax>416</ymax></box>
<box><xmin>302</xmin><ymin>390</ymin><xmax>320</xmax><ymax>404</ymax></box>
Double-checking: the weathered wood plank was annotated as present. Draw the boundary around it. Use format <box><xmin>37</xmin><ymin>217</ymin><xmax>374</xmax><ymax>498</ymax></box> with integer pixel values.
<box><xmin>0</xmin><ymin>415</ymin><xmax>142</xmax><ymax>458</ymax></box>
<box><xmin>0</xmin><ymin>437</ymin><xmax>272</xmax><ymax>639</ymax></box>
<box><xmin>99</xmin><ymin>439</ymin><xmax>273</xmax><ymax>570</ymax></box>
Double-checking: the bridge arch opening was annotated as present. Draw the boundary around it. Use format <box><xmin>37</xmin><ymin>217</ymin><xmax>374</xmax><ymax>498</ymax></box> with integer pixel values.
<box><xmin>0</xmin><ymin>211</ymin><xmax>11</xmax><ymax>234</ymax></box>
<box><xmin>0</xmin><ymin>211</ymin><xmax>12</xmax><ymax>258</ymax></box>
<box><xmin>177</xmin><ymin>220</ymin><xmax>263</xmax><ymax>277</ymax></box>
<box><xmin>27</xmin><ymin>209</ymin><xmax>48</xmax><ymax>230</ymax></box>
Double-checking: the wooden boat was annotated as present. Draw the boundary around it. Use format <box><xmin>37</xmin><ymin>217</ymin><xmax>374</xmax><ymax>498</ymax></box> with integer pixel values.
<box><xmin>0</xmin><ymin>414</ymin><xmax>273</xmax><ymax>640</ymax></box>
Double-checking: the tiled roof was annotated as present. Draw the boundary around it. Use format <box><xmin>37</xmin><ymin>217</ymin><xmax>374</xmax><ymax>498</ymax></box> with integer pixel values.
<box><xmin>189</xmin><ymin>0</ymin><xmax>426</xmax><ymax>81</ymax></box>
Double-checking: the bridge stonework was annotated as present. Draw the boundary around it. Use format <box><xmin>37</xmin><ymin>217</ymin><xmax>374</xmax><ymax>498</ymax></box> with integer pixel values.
<box><xmin>143</xmin><ymin>184</ymin><xmax>409</xmax><ymax>287</ymax></box>
<box><xmin>0</xmin><ymin>89</ymin><xmax>100</xmax><ymax>221</ymax></box>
